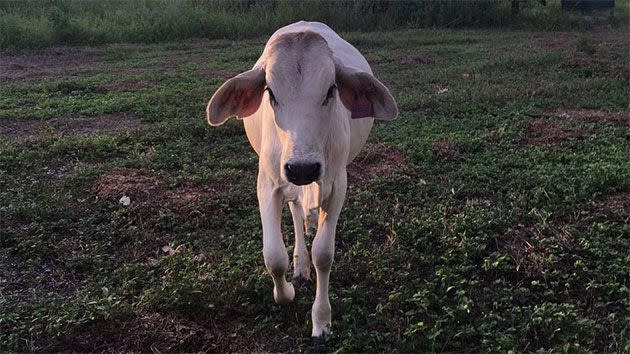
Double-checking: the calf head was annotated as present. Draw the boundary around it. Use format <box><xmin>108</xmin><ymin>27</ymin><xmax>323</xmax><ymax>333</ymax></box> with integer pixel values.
<box><xmin>206</xmin><ymin>31</ymin><xmax>397</xmax><ymax>185</ymax></box>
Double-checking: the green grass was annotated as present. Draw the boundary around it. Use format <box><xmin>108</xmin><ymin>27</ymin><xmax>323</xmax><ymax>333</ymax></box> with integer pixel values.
<box><xmin>1</xmin><ymin>0</ymin><xmax>628</xmax><ymax>48</ymax></box>
<box><xmin>0</xmin><ymin>27</ymin><xmax>629</xmax><ymax>352</ymax></box>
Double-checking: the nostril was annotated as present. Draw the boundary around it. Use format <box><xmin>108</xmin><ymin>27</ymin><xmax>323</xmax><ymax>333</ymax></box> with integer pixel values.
<box><xmin>285</xmin><ymin>162</ymin><xmax>321</xmax><ymax>184</ymax></box>
<box><xmin>285</xmin><ymin>163</ymin><xmax>295</xmax><ymax>177</ymax></box>
<box><xmin>310</xmin><ymin>163</ymin><xmax>321</xmax><ymax>177</ymax></box>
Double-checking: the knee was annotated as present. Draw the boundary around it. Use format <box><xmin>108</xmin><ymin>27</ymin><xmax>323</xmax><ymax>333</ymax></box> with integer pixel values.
<box><xmin>263</xmin><ymin>247</ymin><xmax>289</xmax><ymax>276</ymax></box>
<box><xmin>312</xmin><ymin>247</ymin><xmax>333</xmax><ymax>272</ymax></box>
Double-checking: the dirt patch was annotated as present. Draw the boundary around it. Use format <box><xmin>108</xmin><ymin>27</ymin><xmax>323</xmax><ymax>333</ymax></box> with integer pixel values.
<box><xmin>489</xmin><ymin>31</ymin><xmax>629</xmax><ymax>75</ymax></box>
<box><xmin>91</xmin><ymin>168</ymin><xmax>158</xmax><ymax>200</ymax></box>
<box><xmin>519</xmin><ymin>117</ymin><xmax>594</xmax><ymax>147</ymax></box>
<box><xmin>90</xmin><ymin>168</ymin><xmax>218</xmax><ymax>216</ymax></box>
<box><xmin>0</xmin><ymin>250</ymin><xmax>84</xmax><ymax>304</ymax></box>
<box><xmin>395</xmin><ymin>51</ymin><xmax>432</xmax><ymax>65</ymax></box>
<box><xmin>591</xmin><ymin>191</ymin><xmax>630</xmax><ymax>220</ymax></box>
<box><xmin>489</xmin><ymin>32</ymin><xmax>575</xmax><ymax>55</ymax></box>
<box><xmin>544</xmin><ymin>108</ymin><xmax>629</xmax><ymax>127</ymax></box>
<box><xmin>531</xmin><ymin>32</ymin><xmax>576</xmax><ymax>51</ymax></box>
<box><xmin>432</xmin><ymin>138</ymin><xmax>461</xmax><ymax>159</ymax></box>
<box><xmin>560</xmin><ymin>39</ymin><xmax>629</xmax><ymax>77</ymax></box>
<box><xmin>0</xmin><ymin>47</ymin><xmax>99</xmax><ymax>81</ymax></box>
<box><xmin>64</xmin><ymin>311</ymin><xmax>213</xmax><ymax>352</ymax></box>
<box><xmin>201</xmin><ymin>68</ymin><xmax>239</xmax><ymax>79</ymax></box>
<box><xmin>61</xmin><ymin>310</ymin><xmax>292</xmax><ymax>353</ymax></box>
<box><xmin>90</xmin><ymin>168</ymin><xmax>225</xmax><ymax>260</ymax></box>
<box><xmin>0</xmin><ymin>119</ymin><xmax>43</xmax><ymax>140</ymax></box>
<box><xmin>348</xmin><ymin>143</ymin><xmax>405</xmax><ymax>183</ymax></box>
<box><xmin>0</xmin><ymin>115</ymin><xmax>141</xmax><ymax>140</ymax></box>
<box><xmin>496</xmin><ymin>224</ymin><xmax>576</xmax><ymax>275</ymax></box>
<box><xmin>499</xmin><ymin>226</ymin><xmax>546</xmax><ymax>274</ymax></box>
<box><xmin>104</xmin><ymin>79</ymin><xmax>157</xmax><ymax>90</ymax></box>
<box><xmin>559</xmin><ymin>49</ymin><xmax>623</xmax><ymax>75</ymax></box>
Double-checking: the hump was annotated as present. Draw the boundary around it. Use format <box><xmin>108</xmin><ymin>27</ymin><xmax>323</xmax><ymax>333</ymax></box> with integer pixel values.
<box><xmin>259</xmin><ymin>21</ymin><xmax>371</xmax><ymax>74</ymax></box>
<box><xmin>268</xmin><ymin>30</ymin><xmax>328</xmax><ymax>51</ymax></box>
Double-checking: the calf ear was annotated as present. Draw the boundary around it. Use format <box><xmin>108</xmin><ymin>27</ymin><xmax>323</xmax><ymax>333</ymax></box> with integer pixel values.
<box><xmin>335</xmin><ymin>65</ymin><xmax>398</xmax><ymax>120</ymax></box>
<box><xmin>206</xmin><ymin>68</ymin><xmax>266</xmax><ymax>126</ymax></box>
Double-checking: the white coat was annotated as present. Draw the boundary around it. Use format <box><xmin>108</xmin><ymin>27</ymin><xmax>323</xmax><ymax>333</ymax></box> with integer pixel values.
<box><xmin>206</xmin><ymin>21</ymin><xmax>398</xmax><ymax>341</ymax></box>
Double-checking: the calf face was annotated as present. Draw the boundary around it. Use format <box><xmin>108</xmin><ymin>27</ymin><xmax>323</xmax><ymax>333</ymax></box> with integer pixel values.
<box><xmin>207</xmin><ymin>31</ymin><xmax>396</xmax><ymax>186</ymax></box>
<box><xmin>265</xmin><ymin>32</ymin><xmax>336</xmax><ymax>185</ymax></box>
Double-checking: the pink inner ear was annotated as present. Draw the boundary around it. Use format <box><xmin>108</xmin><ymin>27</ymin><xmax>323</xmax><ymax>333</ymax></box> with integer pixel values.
<box><xmin>351</xmin><ymin>95</ymin><xmax>373</xmax><ymax>118</ymax></box>
<box><xmin>233</xmin><ymin>88</ymin><xmax>260</xmax><ymax>118</ymax></box>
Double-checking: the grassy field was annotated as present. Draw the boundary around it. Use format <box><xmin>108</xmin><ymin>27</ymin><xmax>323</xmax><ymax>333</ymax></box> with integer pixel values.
<box><xmin>0</xmin><ymin>27</ymin><xmax>629</xmax><ymax>352</ymax></box>
<box><xmin>1</xmin><ymin>0</ymin><xmax>628</xmax><ymax>48</ymax></box>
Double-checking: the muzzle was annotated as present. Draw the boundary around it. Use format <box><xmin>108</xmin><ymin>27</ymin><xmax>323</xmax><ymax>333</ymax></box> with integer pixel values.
<box><xmin>284</xmin><ymin>161</ymin><xmax>321</xmax><ymax>186</ymax></box>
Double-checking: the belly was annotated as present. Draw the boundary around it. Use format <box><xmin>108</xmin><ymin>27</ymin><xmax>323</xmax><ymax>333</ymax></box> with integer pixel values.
<box><xmin>347</xmin><ymin>117</ymin><xmax>374</xmax><ymax>163</ymax></box>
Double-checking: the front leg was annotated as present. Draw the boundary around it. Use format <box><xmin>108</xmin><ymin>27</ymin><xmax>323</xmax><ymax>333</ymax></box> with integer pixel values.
<box><xmin>258</xmin><ymin>172</ymin><xmax>294</xmax><ymax>305</ymax></box>
<box><xmin>311</xmin><ymin>172</ymin><xmax>347</xmax><ymax>340</ymax></box>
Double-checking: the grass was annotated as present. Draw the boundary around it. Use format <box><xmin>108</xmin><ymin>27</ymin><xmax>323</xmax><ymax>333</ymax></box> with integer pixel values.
<box><xmin>0</xmin><ymin>26</ymin><xmax>629</xmax><ymax>352</ymax></box>
<box><xmin>1</xmin><ymin>0</ymin><xmax>628</xmax><ymax>48</ymax></box>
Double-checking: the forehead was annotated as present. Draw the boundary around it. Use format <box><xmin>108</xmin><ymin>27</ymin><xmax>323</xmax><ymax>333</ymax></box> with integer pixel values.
<box><xmin>265</xmin><ymin>31</ymin><xmax>335</xmax><ymax>93</ymax></box>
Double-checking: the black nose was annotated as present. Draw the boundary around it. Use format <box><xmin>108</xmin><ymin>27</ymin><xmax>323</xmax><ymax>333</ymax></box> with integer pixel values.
<box><xmin>285</xmin><ymin>162</ymin><xmax>321</xmax><ymax>185</ymax></box>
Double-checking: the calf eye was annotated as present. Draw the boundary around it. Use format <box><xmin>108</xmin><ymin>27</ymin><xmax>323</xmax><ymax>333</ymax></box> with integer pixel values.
<box><xmin>266</xmin><ymin>87</ymin><xmax>278</xmax><ymax>106</ymax></box>
<box><xmin>323</xmin><ymin>84</ymin><xmax>337</xmax><ymax>105</ymax></box>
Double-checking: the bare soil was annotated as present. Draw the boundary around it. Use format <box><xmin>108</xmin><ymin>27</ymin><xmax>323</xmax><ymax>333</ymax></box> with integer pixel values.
<box><xmin>62</xmin><ymin>310</ymin><xmax>290</xmax><ymax>353</ymax></box>
<box><xmin>90</xmin><ymin>168</ymin><xmax>219</xmax><ymax>216</ymax></box>
<box><xmin>489</xmin><ymin>32</ymin><xmax>575</xmax><ymax>54</ymax></box>
<box><xmin>65</xmin><ymin>311</ymin><xmax>215</xmax><ymax>352</ymax></box>
<box><xmin>395</xmin><ymin>51</ymin><xmax>432</xmax><ymax>65</ymax></box>
<box><xmin>519</xmin><ymin>117</ymin><xmax>594</xmax><ymax>147</ymax></box>
<box><xmin>561</xmin><ymin>47</ymin><xmax>629</xmax><ymax>77</ymax></box>
<box><xmin>0</xmin><ymin>47</ymin><xmax>100</xmax><ymax>81</ymax></box>
<box><xmin>348</xmin><ymin>143</ymin><xmax>405</xmax><ymax>183</ymax></box>
<box><xmin>591</xmin><ymin>191</ymin><xmax>630</xmax><ymax>220</ymax></box>
<box><xmin>498</xmin><ymin>223</ymin><xmax>576</xmax><ymax>275</ymax></box>
<box><xmin>543</xmin><ymin>108</ymin><xmax>629</xmax><ymax>127</ymax></box>
<box><xmin>0</xmin><ymin>115</ymin><xmax>142</xmax><ymax>140</ymax></box>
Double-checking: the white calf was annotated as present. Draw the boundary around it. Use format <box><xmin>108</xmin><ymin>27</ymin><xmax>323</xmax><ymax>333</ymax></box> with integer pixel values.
<box><xmin>206</xmin><ymin>21</ymin><xmax>398</xmax><ymax>341</ymax></box>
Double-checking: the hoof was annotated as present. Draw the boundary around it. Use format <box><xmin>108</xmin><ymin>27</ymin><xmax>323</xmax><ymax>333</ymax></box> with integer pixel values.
<box><xmin>293</xmin><ymin>275</ymin><xmax>313</xmax><ymax>290</ymax></box>
<box><xmin>311</xmin><ymin>334</ymin><xmax>326</xmax><ymax>352</ymax></box>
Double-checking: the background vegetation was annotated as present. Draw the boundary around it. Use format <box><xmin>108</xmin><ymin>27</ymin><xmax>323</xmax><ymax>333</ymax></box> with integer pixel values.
<box><xmin>1</xmin><ymin>20</ymin><xmax>628</xmax><ymax>351</ymax></box>
<box><xmin>1</xmin><ymin>0</ymin><xmax>628</xmax><ymax>48</ymax></box>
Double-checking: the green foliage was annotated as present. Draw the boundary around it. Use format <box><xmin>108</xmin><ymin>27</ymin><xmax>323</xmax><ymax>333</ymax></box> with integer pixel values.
<box><xmin>0</xmin><ymin>26</ymin><xmax>628</xmax><ymax>352</ymax></box>
<box><xmin>0</xmin><ymin>0</ymin><xmax>628</xmax><ymax>48</ymax></box>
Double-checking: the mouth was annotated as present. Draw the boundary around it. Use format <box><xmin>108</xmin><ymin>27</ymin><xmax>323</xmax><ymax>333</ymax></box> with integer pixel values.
<box><xmin>288</xmin><ymin>178</ymin><xmax>317</xmax><ymax>186</ymax></box>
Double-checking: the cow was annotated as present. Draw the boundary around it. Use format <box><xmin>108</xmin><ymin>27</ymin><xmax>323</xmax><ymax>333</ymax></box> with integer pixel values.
<box><xmin>205</xmin><ymin>21</ymin><xmax>398</xmax><ymax>343</ymax></box>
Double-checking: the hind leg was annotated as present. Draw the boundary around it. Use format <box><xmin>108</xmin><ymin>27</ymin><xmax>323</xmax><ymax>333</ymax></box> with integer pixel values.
<box><xmin>289</xmin><ymin>202</ymin><xmax>311</xmax><ymax>282</ymax></box>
